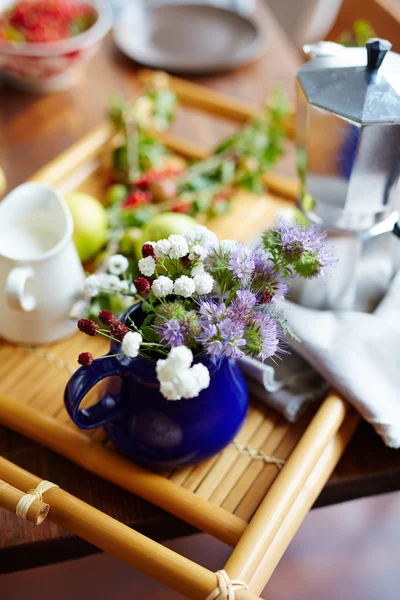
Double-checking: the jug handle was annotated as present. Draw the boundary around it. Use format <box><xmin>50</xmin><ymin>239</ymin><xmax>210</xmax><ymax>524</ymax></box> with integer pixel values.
<box><xmin>6</xmin><ymin>267</ymin><xmax>37</xmax><ymax>312</ymax></box>
<box><xmin>64</xmin><ymin>355</ymin><xmax>124</xmax><ymax>429</ymax></box>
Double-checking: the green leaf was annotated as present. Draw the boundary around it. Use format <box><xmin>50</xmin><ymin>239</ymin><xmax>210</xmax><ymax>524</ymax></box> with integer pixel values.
<box><xmin>141</xmin><ymin>301</ymin><xmax>153</xmax><ymax>313</ymax></box>
<box><xmin>220</xmin><ymin>159</ymin><xmax>236</xmax><ymax>184</ymax></box>
<box><xmin>108</xmin><ymin>97</ymin><xmax>126</xmax><ymax>129</ymax></box>
<box><xmin>142</xmin><ymin>314</ymin><xmax>155</xmax><ymax>327</ymax></box>
<box><xmin>141</xmin><ymin>326</ymin><xmax>159</xmax><ymax>343</ymax></box>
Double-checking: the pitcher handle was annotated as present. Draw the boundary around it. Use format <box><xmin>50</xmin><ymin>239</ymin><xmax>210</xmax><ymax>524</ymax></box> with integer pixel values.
<box><xmin>6</xmin><ymin>267</ymin><xmax>37</xmax><ymax>312</ymax></box>
<box><xmin>64</xmin><ymin>355</ymin><xmax>124</xmax><ymax>429</ymax></box>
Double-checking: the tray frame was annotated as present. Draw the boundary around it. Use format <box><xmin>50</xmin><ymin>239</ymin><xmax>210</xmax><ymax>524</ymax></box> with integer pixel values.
<box><xmin>0</xmin><ymin>71</ymin><xmax>359</xmax><ymax>597</ymax></box>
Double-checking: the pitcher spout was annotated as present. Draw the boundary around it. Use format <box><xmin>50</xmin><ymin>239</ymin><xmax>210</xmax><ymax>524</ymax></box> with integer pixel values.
<box><xmin>0</xmin><ymin>183</ymin><xmax>73</xmax><ymax>261</ymax></box>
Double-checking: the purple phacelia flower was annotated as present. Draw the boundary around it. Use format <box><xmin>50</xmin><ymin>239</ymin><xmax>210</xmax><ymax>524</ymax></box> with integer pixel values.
<box><xmin>244</xmin><ymin>311</ymin><xmax>281</xmax><ymax>361</ymax></box>
<box><xmin>275</xmin><ymin>221</ymin><xmax>326</xmax><ymax>252</ymax></box>
<box><xmin>155</xmin><ymin>318</ymin><xmax>186</xmax><ymax>347</ymax></box>
<box><xmin>198</xmin><ymin>310</ymin><xmax>247</xmax><ymax>359</ymax></box>
<box><xmin>251</xmin><ymin>249</ymin><xmax>290</xmax><ymax>304</ymax></box>
<box><xmin>228</xmin><ymin>244</ymin><xmax>255</xmax><ymax>281</ymax></box>
<box><xmin>199</xmin><ymin>300</ymin><xmax>227</xmax><ymax>322</ymax></box>
<box><xmin>234</xmin><ymin>289</ymin><xmax>257</xmax><ymax>311</ymax></box>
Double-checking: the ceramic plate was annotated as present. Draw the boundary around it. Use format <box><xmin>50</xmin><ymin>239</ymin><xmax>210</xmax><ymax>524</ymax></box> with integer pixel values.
<box><xmin>113</xmin><ymin>3</ymin><xmax>264</xmax><ymax>74</ymax></box>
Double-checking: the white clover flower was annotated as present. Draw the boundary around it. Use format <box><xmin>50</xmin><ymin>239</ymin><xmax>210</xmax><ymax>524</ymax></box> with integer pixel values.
<box><xmin>193</xmin><ymin>273</ymin><xmax>214</xmax><ymax>295</ymax></box>
<box><xmin>174</xmin><ymin>275</ymin><xmax>196</xmax><ymax>298</ymax></box>
<box><xmin>219</xmin><ymin>239</ymin><xmax>238</xmax><ymax>255</ymax></box>
<box><xmin>98</xmin><ymin>273</ymin><xmax>123</xmax><ymax>292</ymax></box>
<box><xmin>156</xmin><ymin>359</ymin><xmax>177</xmax><ymax>383</ymax></box>
<box><xmin>119</xmin><ymin>280</ymin><xmax>137</xmax><ymax>295</ymax></box>
<box><xmin>154</xmin><ymin>239</ymin><xmax>171</xmax><ymax>258</ymax></box>
<box><xmin>156</xmin><ymin>346</ymin><xmax>210</xmax><ymax>400</ymax></box>
<box><xmin>121</xmin><ymin>331</ymin><xmax>142</xmax><ymax>358</ymax></box>
<box><xmin>188</xmin><ymin>244</ymin><xmax>208</xmax><ymax>261</ymax></box>
<box><xmin>159</xmin><ymin>380</ymin><xmax>180</xmax><ymax>401</ymax></box>
<box><xmin>184</xmin><ymin>225</ymin><xmax>218</xmax><ymax>250</ymax></box>
<box><xmin>167</xmin><ymin>346</ymin><xmax>193</xmax><ymax>369</ymax></box>
<box><xmin>152</xmin><ymin>275</ymin><xmax>174</xmax><ymax>297</ymax></box>
<box><xmin>191</xmin><ymin>363</ymin><xmax>210</xmax><ymax>390</ymax></box>
<box><xmin>167</xmin><ymin>234</ymin><xmax>189</xmax><ymax>259</ymax></box>
<box><xmin>85</xmin><ymin>274</ymin><xmax>100</xmax><ymax>297</ymax></box>
<box><xmin>107</xmin><ymin>253</ymin><xmax>129</xmax><ymax>275</ymax></box>
<box><xmin>191</xmin><ymin>263</ymin><xmax>205</xmax><ymax>277</ymax></box>
<box><xmin>173</xmin><ymin>370</ymin><xmax>201</xmax><ymax>399</ymax></box>
<box><xmin>138</xmin><ymin>256</ymin><xmax>156</xmax><ymax>277</ymax></box>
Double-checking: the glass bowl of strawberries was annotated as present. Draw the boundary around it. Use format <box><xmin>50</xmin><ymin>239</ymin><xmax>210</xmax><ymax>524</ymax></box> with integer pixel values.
<box><xmin>0</xmin><ymin>0</ymin><xmax>112</xmax><ymax>92</ymax></box>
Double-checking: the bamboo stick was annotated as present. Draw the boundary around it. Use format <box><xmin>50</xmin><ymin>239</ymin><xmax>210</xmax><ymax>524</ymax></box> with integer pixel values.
<box><xmin>29</xmin><ymin>123</ymin><xmax>114</xmax><ymax>187</ymax></box>
<box><xmin>138</xmin><ymin>69</ymin><xmax>260</xmax><ymax>123</ymax></box>
<box><xmin>0</xmin><ymin>457</ymin><xmax>261</xmax><ymax>600</ymax></box>
<box><xmin>138</xmin><ymin>70</ymin><xmax>296</xmax><ymax>140</ymax></box>
<box><xmin>0</xmin><ymin>394</ymin><xmax>246</xmax><ymax>546</ymax></box>
<box><xmin>0</xmin><ymin>479</ymin><xmax>50</xmax><ymax>525</ymax></box>
<box><xmin>263</xmin><ymin>172</ymin><xmax>299</xmax><ymax>201</ymax></box>
<box><xmin>248</xmin><ymin>410</ymin><xmax>360</xmax><ymax>595</ymax></box>
<box><xmin>224</xmin><ymin>391</ymin><xmax>349</xmax><ymax>583</ymax></box>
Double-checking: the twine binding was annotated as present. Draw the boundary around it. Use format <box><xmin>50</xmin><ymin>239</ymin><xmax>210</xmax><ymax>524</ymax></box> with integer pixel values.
<box><xmin>206</xmin><ymin>570</ymin><xmax>248</xmax><ymax>600</ymax></box>
<box><xmin>15</xmin><ymin>480</ymin><xmax>59</xmax><ymax>520</ymax></box>
<box><xmin>233</xmin><ymin>441</ymin><xmax>285</xmax><ymax>469</ymax></box>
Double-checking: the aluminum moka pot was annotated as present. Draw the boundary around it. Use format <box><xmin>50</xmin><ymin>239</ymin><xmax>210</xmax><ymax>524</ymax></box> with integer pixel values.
<box><xmin>292</xmin><ymin>38</ymin><xmax>400</xmax><ymax>311</ymax></box>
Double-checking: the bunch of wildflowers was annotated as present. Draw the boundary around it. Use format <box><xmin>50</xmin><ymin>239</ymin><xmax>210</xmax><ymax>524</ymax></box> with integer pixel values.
<box><xmin>77</xmin><ymin>223</ymin><xmax>333</xmax><ymax>400</ymax></box>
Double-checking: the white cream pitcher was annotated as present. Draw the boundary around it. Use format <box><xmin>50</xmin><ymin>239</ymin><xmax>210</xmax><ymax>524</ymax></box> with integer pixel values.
<box><xmin>0</xmin><ymin>182</ymin><xmax>85</xmax><ymax>345</ymax></box>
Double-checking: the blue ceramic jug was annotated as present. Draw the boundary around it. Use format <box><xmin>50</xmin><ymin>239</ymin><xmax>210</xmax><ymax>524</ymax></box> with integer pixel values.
<box><xmin>64</xmin><ymin>304</ymin><xmax>248</xmax><ymax>468</ymax></box>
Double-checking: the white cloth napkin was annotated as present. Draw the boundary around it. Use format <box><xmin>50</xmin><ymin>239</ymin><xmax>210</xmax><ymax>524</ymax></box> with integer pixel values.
<box><xmin>241</xmin><ymin>269</ymin><xmax>400</xmax><ymax>448</ymax></box>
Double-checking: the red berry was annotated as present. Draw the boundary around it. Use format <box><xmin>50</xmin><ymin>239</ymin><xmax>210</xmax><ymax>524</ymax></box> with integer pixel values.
<box><xmin>134</xmin><ymin>277</ymin><xmax>151</xmax><ymax>296</ymax></box>
<box><xmin>213</xmin><ymin>188</ymin><xmax>234</xmax><ymax>203</ymax></box>
<box><xmin>134</xmin><ymin>168</ymin><xmax>183</xmax><ymax>188</ymax></box>
<box><xmin>98</xmin><ymin>310</ymin><xmax>118</xmax><ymax>326</ymax></box>
<box><xmin>122</xmin><ymin>190</ymin><xmax>152</xmax><ymax>209</ymax></box>
<box><xmin>141</xmin><ymin>243</ymin><xmax>156</xmax><ymax>259</ymax></box>
<box><xmin>78</xmin><ymin>352</ymin><xmax>94</xmax><ymax>366</ymax></box>
<box><xmin>110</xmin><ymin>322</ymin><xmax>130</xmax><ymax>342</ymax></box>
<box><xmin>77</xmin><ymin>318</ymin><xmax>99</xmax><ymax>336</ymax></box>
<box><xmin>172</xmin><ymin>202</ymin><xmax>191</xmax><ymax>213</ymax></box>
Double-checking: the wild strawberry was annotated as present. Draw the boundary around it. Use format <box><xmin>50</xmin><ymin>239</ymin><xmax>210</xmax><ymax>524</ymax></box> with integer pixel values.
<box><xmin>122</xmin><ymin>190</ymin><xmax>152</xmax><ymax>209</ymax></box>
<box><xmin>134</xmin><ymin>168</ymin><xmax>183</xmax><ymax>188</ymax></box>
<box><xmin>172</xmin><ymin>202</ymin><xmax>191</xmax><ymax>213</ymax></box>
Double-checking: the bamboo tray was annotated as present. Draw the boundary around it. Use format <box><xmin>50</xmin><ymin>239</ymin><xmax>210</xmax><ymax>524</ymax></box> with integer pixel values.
<box><xmin>0</xmin><ymin>72</ymin><xmax>359</xmax><ymax>594</ymax></box>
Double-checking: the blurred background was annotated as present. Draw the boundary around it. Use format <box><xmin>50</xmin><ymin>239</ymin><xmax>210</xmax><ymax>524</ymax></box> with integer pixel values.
<box><xmin>108</xmin><ymin>0</ymin><xmax>343</xmax><ymax>48</ymax></box>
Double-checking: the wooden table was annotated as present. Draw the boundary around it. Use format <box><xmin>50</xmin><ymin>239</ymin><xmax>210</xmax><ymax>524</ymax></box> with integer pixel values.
<box><xmin>1</xmin><ymin>4</ymin><xmax>400</xmax><ymax>575</ymax></box>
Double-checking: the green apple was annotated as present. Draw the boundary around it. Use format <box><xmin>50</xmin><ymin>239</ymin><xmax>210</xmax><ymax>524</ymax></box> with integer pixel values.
<box><xmin>136</xmin><ymin>212</ymin><xmax>197</xmax><ymax>257</ymax></box>
<box><xmin>65</xmin><ymin>191</ymin><xmax>108</xmax><ymax>262</ymax></box>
